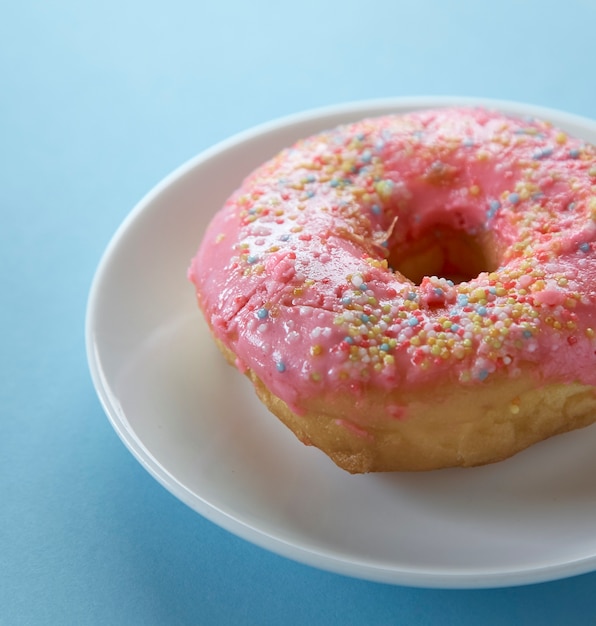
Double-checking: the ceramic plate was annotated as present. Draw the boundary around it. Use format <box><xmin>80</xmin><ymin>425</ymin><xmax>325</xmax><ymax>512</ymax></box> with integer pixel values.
<box><xmin>86</xmin><ymin>97</ymin><xmax>596</xmax><ymax>588</ymax></box>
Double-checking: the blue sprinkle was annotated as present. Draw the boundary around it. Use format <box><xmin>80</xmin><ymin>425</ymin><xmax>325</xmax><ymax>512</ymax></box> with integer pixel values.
<box><xmin>344</xmin><ymin>336</ymin><xmax>354</xmax><ymax>344</ymax></box>
<box><xmin>569</xmin><ymin>148</ymin><xmax>581</xmax><ymax>159</ymax></box>
<box><xmin>361</xmin><ymin>150</ymin><xmax>372</xmax><ymax>163</ymax></box>
<box><xmin>523</xmin><ymin>330</ymin><xmax>533</xmax><ymax>339</ymax></box>
<box><xmin>477</xmin><ymin>306</ymin><xmax>488</xmax><ymax>316</ymax></box>
<box><xmin>279</xmin><ymin>234</ymin><xmax>290</xmax><ymax>241</ymax></box>
<box><xmin>579</xmin><ymin>242</ymin><xmax>591</xmax><ymax>253</ymax></box>
<box><xmin>450</xmin><ymin>324</ymin><xmax>460</xmax><ymax>332</ymax></box>
<box><xmin>359</xmin><ymin>283</ymin><xmax>368</xmax><ymax>291</ymax></box>
<box><xmin>305</xmin><ymin>189</ymin><xmax>315</xmax><ymax>198</ymax></box>
<box><xmin>341</xmin><ymin>297</ymin><xmax>352</xmax><ymax>306</ymax></box>
<box><xmin>360</xmin><ymin>314</ymin><xmax>370</xmax><ymax>323</ymax></box>
<box><xmin>531</xmin><ymin>192</ymin><xmax>544</xmax><ymax>200</ymax></box>
<box><xmin>457</xmin><ymin>294</ymin><xmax>469</xmax><ymax>306</ymax></box>
<box><xmin>533</xmin><ymin>148</ymin><xmax>553</xmax><ymax>160</ymax></box>
<box><xmin>478</xmin><ymin>369</ymin><xmax>489</xmax><ymax>381</ymax></box>
<box><xmin>380</xmin><ymin>343</ymin><xmax>390</xmax><ymax>352</ymax></box>
<box><xmin>407</xmin><ymin>292</ymin><xmax>417</xmax><ymax>301</ymax></box>
<box><xmin>434</xmin><ymin>288</ymin><xmax>444</xmax><ymax>298</ymax></box>
<box><xmin>567</xmin><ymin>202</ymin><xmax>577</xmax><ymax>211</ymax></box>
<box><xmin>356</xmin><ymin>132</ymin><xmax>366</xmax><ymax>141</ymax></box>
<box><xmin>489</xmin><ymin>287</ymin><xmax>497</xmax><ymax>295</ymax></box>
<box><xmin>463</xmin><ymin>137</ymin><xmax>474</xmax><ymax>147</ymax></box>
<box><xmin>276</xmin><ymin>361</ymin><xmax>286</xmax><ymax>373</ymax></box>
<box><xmin>256</xmin><ymin>308</ymin><xmax>268</xmax><ymax>319</ymax></box>
<box><xmin>509</xmin><ymin>193</ymin><xmax>520</xmax><ymax>205</ymax></box>
<box><xmin>446</xmin><ymin>279</ymin><xmax>455</xmax><ymax>287</ymax></box>
<box><xmin>407</xmin><ymin>317</ymin><xmax>420</xmax><ymax>327</ymax></box>
<box><xmin>247</xmin><ymin>254</ymin><xmax>259</xmax><ymax>264</ymax></box>
<box><xmin>381</xmin><ymin>241</ymin><xmax>389</xmax><ymax>248</ymax></box>
<box><xmin>306</xmin><ymin>175</ymin><xmax>316</xmax><ymax>183</ymax></box>
<box><xmin>487</xmin><ymin>200</ymin><xmax>501</xmax><ymax>219</ymax></box>
<box><xmin>371</xmin><ymin>204</ymin><xmax>382</xmax><ymax>215</ymax></box>
<box><xmin>330</xmin><ymin>179</ymin><xmax>340</xmax><ymax>187</ymax></box>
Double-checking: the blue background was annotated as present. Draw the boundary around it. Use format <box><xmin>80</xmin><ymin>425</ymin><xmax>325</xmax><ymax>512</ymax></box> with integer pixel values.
<box><xmin>3</xmin><ymin>1</ymin><xmax>596</xmax><ymax>624</ymax></box>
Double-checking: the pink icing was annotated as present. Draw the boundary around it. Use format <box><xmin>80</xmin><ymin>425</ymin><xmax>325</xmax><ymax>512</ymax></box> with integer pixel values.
<box><xmin>189</xmin><ymin>108</ymin><xmax>596</xmax><ymax>413</ymax></box>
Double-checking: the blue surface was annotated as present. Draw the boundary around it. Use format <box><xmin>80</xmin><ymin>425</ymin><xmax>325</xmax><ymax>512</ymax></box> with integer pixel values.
<box><xmin>3</xmin><ymin>1</ymin><xmax>596</xmax><ymax>624</ymax></box>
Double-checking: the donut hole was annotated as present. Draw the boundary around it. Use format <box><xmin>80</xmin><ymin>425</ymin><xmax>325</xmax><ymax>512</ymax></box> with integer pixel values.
<box><xmin>388</xmin><ymin>226</ymin><xmax>497</xmax><ymax>285</ymax></box>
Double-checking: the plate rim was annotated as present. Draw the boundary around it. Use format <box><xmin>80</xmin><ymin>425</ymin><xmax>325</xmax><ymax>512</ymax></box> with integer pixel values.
<box><xmin>86</xmin><ymin>96</ymin><xmax>596</xmax><ymax>589</ymax></box>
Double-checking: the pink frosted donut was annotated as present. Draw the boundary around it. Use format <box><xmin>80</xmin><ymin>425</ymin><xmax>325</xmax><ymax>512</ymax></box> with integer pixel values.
<box><xmin>189</xmin><ymin>107</ymin><xmax>596</xmax><ymax>473</ymax></box>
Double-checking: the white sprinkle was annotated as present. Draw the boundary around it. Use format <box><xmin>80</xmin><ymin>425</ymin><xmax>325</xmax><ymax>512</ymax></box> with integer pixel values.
<box><xmin>351</xmin><ymin>274</ymin><xmax>363</xmax><ymax>288</ymax></box>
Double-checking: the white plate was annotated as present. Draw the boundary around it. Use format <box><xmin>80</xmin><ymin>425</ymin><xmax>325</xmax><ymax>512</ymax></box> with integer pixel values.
<box><xmin>86</xmin><ymin>97</ymin><xmax>596</xmax><ymax>588</ymax></box>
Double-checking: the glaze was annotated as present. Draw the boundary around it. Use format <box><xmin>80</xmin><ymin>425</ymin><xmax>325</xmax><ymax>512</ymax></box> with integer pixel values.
<box><xmin>190</xmin><ymin>108</ymin><xmax>596</xmax><ymax>412</ymax></box>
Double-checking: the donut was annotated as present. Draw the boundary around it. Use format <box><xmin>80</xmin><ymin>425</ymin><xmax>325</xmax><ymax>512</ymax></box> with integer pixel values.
<box><xmin>188</xmin><ymin>107</ymin><xmax>596</xmax><ymax>473</ymax></box>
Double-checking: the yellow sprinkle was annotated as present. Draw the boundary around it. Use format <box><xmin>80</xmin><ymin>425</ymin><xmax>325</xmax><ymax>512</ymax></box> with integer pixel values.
<box><xmin>555</xmin><ymin>132</ymin><xmax>567</xmax><ymax>144</ymax></box>
<box><xmin>310</xmin><ymin>344</ymin><xmax>323</xmax><ymax>356</ymax></box>
<box><xmin>469</xmin><ymin>185</ymin><xmax>480</xmax><ymax>196</ymax></box>
<box><xmin>585</xmin><ymin>328</ymin><xmax>595</xmax><ymax>338</ymax></box>
<box><xmin>374</xmin><ymin>180</ymin><xmax>394</xmax><ymax>199</ymax></box>
<box><xmin>471</xmin><ymin>288</ymin><xmax>485</xmax><ymax>301</ymax></box>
